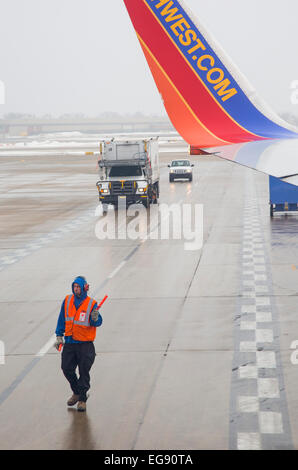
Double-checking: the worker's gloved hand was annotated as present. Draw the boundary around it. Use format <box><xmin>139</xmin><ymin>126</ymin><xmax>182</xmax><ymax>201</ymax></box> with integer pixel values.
<box><xmin>91</xmin><ymin>308</ymin><xmax>99</xmax><ymax>322</ymax></box>
<box><xmin>54</xmin><ymin>336</ymin><xmax>64</xmax><ymax>351</ymax></box>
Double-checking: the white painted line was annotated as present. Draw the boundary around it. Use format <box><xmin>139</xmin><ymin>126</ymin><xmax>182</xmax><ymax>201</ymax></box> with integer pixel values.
<box><xmin>30</xmin><ymin>245</ymin><xmax>42</xmax><ymax>250</ymax></box>
<box><xmin>256</xmin><ymin>329</ymin><xmax>273</xmax><ymax>343</ymax></box>
<box><xmin>243</xmin><ymin>280</ymin><xmax>255</xmax><ymax>287</ymax></box>
<box><xmin>256</xmin><ymin>297</ymin><xmax>270</xmax><ymax>306</ymax></box>
<box><xmin>253</xmin><ymin>257</ymin><xmax>265</xmax><ymax>264</ymax></box>
<box><xmin>239</xmin><ymin>365</ymin><xmax>258</xmax><ymax>379</ymax></box>
<box><xmin>256</xmin><ymin>312</ymin><xmax>272</xmax><ymax>323</ymax></box>
<box><xmin>258</xmin><ymin>378</ymin><xmax>280</xmax><ymax>398</ymax></box>
<box><xmin>255</xmin><ymin>285</ymin><xmax>269</xmax><ymax>293</ymax></box>
<box><xmin>259</xmin><ymin>412</ymin><xmax>283</xmax><ymax>434</ymax></box>
<box><xmin>14</xmin><ymin>249</ymin><xmax>29</xmax><ymax>257</ymax></box>
<box><xmin>240</xmin><ymin>341</ymin><xmax>257</xmax><ymax>352</ymax></box>
<box><xmin>241</xmin><ymin>321</ymin><xmax>257</xmax><ymax>330</ymax></box>
<box><xmin>241</xmin><ymin>305</ymin><xmax>257</xmax><ymax>314</ymax></box>
<box><xmin>256</xmin><ymin>351</ymin><xmax>276</xmax><ymax>369</ymax></box>
<box><xmin>255</xmin><ymin>274</ymin><xmax>267</xmax><ymax>281</ymax></box>
<box><xmin>0</xmin><ymin>340</ymin><xmax>5</xmax><ymax>365</ymax></box>
<box><xmin>36</xmin><ymin>334</ymin><xmax>56</xmax><ymax>357</ymax></box>
<box><xmin>238</xmin><ymin>396</ymin><xmax>259</xmax><ymax>413</ymax></box>
<box><xmin>38</xmin><ymin>238</ymin><xmax>51</xmax><ymax>244</ymax></box>
<box><xmin>255</xmin><ymin>265</ymin><xmax>266</xmax><ymax>272</ymax></box>
<box><xmin>26</xmin><ymin>243</ymin><xmax>41</xmax><ymax>249</ymax></box>
<box><xmin>237</xmin><ymin>432</ymin><xmax>261</xmax><ymax>450</ymax></box>
<box><xmin>108</xmin><ymin>261</ymin><xmax>126</xmax><ymax>279</ymax></box>
<box><xmin>243</xmin><ymin>291</ymin><xmax>256</xmax><ymax>298</ymax></box>
<box><xmin>1</xmin><ymin>257</ymin><xmax>17</xmax><ymax>265</ymax></box>
<box><xmin>254</xmin><ymin>244</ymin><xmax>264</xmax><ymax>250</ymax></box>
<box><xmin>254</xmin><ymin>251</ymin><xmax>265</xmax><ymax>256</ymax></box>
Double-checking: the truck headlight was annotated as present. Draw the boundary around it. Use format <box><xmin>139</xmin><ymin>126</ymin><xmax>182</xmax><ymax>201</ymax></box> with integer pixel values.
<box><xmin>137</xmin><ymin>183</ymin><xmax>148</xmax><ymax>193</ymax></box>
<box><xmin>97</xmin><ymin>182</ymin><xmax>109</xmax><ymax>194</ymax></box>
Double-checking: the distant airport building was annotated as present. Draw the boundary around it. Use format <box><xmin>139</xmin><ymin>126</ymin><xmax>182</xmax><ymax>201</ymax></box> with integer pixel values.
<box><xmin>0</xmin><ymin>116</ymin><xmax>174</xmax><ymax>137</ymax></box>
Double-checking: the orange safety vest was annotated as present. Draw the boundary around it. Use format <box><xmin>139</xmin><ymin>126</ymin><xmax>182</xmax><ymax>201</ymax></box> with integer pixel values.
<box><xmin>64</xmin><ymin>294</ymin><xmax>97</xmax><ymax>342</ymax></box>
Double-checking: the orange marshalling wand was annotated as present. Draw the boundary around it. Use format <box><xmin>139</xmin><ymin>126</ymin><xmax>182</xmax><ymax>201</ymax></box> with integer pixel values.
<box><xmin>96</xmin><ymin>295</ymin><xmax>108</xmax><ymax>310</ymax></box>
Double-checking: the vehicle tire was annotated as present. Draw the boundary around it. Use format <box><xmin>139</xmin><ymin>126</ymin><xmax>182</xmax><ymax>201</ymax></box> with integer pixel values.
<box><xmin>189</xmin><ymin>175</ymin><xmax>193</xmax><ymax>182</ymax></box>
<box><xmin>102</xmin><ymin>203</ymin><xmax>108</xmax><ymax>215</ymax></box>
<box><xmin>270</xmin><ymin>204</ymin><xmax>274</xmax><ymax>218</ymax></box>
<box><xmin>169</xmin><ymin>176</ymin><xmax>173</xmax><ymax>183</ymax></box>
<box><xmin>153</xmin><ymin>183</ymin><xmax>159</xmax><ymax>204</ymax></box>
<box><xmin>147</xmin><ymin>186</ymin><xmax>153</xmax><ymax>206</ymax></box>
<box><xmin>143</xmin><ymin>198</ymin><xmax>149</xmax><ymax>209</ymax></box>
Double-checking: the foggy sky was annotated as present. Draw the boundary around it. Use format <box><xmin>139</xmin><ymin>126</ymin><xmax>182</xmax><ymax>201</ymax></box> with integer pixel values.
<box><xmin>0</xmin><ymin>0</ymin><xmax>297</xmax><ymax>117</ymax></box>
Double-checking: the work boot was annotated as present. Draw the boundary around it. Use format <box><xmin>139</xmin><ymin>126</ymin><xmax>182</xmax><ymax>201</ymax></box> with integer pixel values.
<box><xmin>77</xmin><ymin>401</ymin><xmax>86</xmax><ymax>412</ymax></box>
<box><xmin>67</xmin><ymin>394</ymin><xmax>80</xmax><ymax>406</ymax></box>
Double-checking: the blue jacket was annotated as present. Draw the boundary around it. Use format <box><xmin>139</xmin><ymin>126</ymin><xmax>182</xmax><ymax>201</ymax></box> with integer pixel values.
<box><xmin>55</xmin><ymin>277</ymin><xmax>103</xmax><ymax>343</ymax></box>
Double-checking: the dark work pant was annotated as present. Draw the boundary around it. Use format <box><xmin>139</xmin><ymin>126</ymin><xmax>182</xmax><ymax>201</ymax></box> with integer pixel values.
<box><xmin>61</xmin><ymin>342</ymin><xmax>96</xmax><ymax>402</ymax></box>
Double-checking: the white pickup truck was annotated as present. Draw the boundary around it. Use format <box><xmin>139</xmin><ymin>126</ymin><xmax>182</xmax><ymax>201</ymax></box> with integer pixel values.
<box><xmin>168</xmin><ymin>159</ymin><xmax>194</xmax><ymax>182</ymax></box>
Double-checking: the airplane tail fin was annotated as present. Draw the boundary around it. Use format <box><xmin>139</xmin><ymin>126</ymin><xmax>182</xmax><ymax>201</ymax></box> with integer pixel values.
<box><xmin>123</xmin><ymin>0</ymin><xmax>297</xmax><ymax>148</ymax></box>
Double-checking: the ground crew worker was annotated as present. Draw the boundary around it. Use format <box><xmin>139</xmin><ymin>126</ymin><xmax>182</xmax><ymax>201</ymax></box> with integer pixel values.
<box><xmin>54</xmin><ymin>276</ymin><xmax>103</xmax><ymax>412</ymax></box>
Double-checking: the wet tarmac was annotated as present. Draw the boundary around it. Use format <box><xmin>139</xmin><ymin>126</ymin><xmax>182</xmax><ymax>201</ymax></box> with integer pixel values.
<box><xmin>0</xmin><ymin>147</ymin><xmax>298</xmax><ymax>450</ymax></box>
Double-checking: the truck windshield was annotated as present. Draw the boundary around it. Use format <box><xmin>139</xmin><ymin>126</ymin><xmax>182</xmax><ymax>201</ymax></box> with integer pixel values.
<box><xmin>109</xmin><ymin>166</ymin><xmax>143</xmax><ymax>177</ymax></box>
<box><xmin>171</xmin><ymin>160</ymin><xmax>190</xmax><ymax>167</ymax></box>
